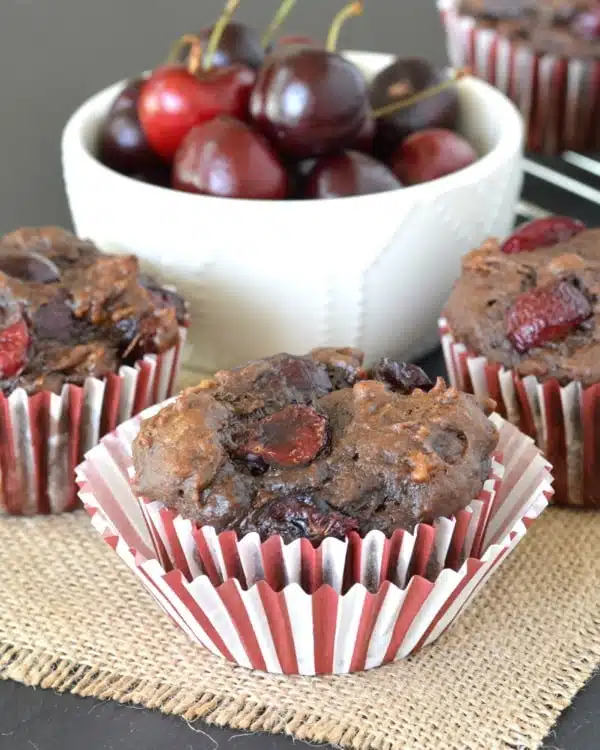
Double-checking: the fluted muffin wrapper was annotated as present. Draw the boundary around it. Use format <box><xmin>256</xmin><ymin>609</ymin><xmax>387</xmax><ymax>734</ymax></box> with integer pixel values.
<box><xmin>440</xmin><ymin>317</ymin><xmax>600</xmax><ymax>507</ymax></box>
<box><xmin>438</xmin><ymin>0</ymin><xmax>600</xmax><ymax>154</ymax></box>
<box><xmin>0</xmin><ymin>327</ymin><xmax>186</xmax><ymax>516</ymax></box>
<box><xmin>75</xmin><ymin>400</ymin><xmax>552</xmax><ymax>675</ymax></box>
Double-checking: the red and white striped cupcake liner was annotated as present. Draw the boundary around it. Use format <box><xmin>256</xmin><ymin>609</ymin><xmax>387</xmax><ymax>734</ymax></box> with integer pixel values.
<box><xmin>440</xmin><ymin>317</ymin><xmax>600</xmax><ymax>507</ymax></box>
<box><xmin>0</xmin><ymin>328</ymin><xmax>186</xmax><ymax>515</ymax></box>
<box><xmin>438</xmin><ymin>0</ymin><xmax>600</xmax><ymax>154</ymax></box>
<box><xmin>76</xmin><ymin>401</ymin><xmax>552</xmax><ymax>675</ymax></box>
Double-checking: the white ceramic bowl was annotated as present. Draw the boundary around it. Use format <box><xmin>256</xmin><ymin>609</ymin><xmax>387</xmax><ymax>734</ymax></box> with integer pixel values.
<box><xmin>62</xmin><ymin>51</ymin><xmax>524</xmax><ymax>374</ymax></box>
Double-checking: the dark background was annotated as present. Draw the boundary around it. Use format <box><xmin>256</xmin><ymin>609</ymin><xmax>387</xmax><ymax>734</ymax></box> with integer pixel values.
<box><xmin>0</xmin><ymin>1</ymin><xmax>598</xmax><ymax>748</ymax></box>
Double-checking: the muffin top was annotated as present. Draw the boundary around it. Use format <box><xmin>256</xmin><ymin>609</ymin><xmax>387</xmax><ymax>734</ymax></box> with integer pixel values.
<box><xmin>444</xmin><ymin>229</ymin><xmax>600</xmax><ymax>385</ymax></box>
<box><xmin>132</xmin><ymin>349</ymin><xmax>498</xmax><ymax>544</ymax></box>
<box><xmin>0</xmin><ymin>227</ymin><xmax>187</xmax><ymax>395</ymax></box>
<box><xmin>459</xmin><ymin>0</ymin><xmax>600</xmax><ymax>57</ymax></box>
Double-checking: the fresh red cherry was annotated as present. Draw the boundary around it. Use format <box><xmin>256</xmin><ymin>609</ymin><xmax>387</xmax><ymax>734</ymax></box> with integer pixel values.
<box><xmin>99</xmin><ymin>78</ymin><xmax>164</xmax><ymax>176</ymax></box>
<box><xmin>177</xmin><ymin>22</ymin><xmax>265</xmax><ymax>70</ymax></box>
<box><xmin>138</xmin><ymin>63</ymin><xmax>256</xmax><ymax>162</ymax></box>
<box><xmin>304</xmin><ymin>151</ymin><xmax>402</xmax><ymax>199</ymax></box>
<box><xmin>173</xmin><ymin>116</ymin><xmax>289</xmax><ymax>200</ymax></box>
<box><xmin>250</xmin><ymin>1</ymin><xmax>369</xmax><ymax>159</ymax></box>
<box><xmin>501</xmin><ymin>216</ymin><xmax>586</xmax><ymax>254</ymax></box>
<box><xmin>250</xmin><ymin>47</ymin><xmax>369</xmax><ymax>159</ymax></box>
<box><xmin>390</xmin><ymin>128</ymin><xmax>477</xmax><ymax>185</ymax></box>
<box><xmin>572</xmin><ymin>8</ymin><xmax>600</xmax><ymax>39</ymax></box>
<box><xmin>370</xmin><ymin>58</ymin><xmax>459</xmax><ymax>159</ymax></box>
<box><xmin>352</xmin><ymin>114</ymin><xmax>376</xmax><ymax>153</ymax></box>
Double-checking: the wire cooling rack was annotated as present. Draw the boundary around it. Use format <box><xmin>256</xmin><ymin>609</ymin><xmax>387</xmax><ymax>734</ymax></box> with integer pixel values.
<box><xmin>518</xmin><ymin>151</ymin><xmax>600</xmax><ymax>226</ymax></box>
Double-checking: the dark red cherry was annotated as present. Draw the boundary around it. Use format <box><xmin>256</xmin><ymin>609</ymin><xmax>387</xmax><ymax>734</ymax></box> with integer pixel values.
<box><xmin>370</xmin><ymin>58</ymin><xmax>459</xmax><ymax>159</ymax></box>
<box><xmin>99</xmin><ymin>78</ymin><xmax>164</xmax><ymax>176</ymax></box>
<box><xmin>572</xmin><ymin>8</ymin><xmax>600</xmax><ymax>40</ymax></box>
<box><xmin>0</xmin><ymin>248</ymin><xmax>60</xmax><ymax>283</ymax></box>
<box><xmin>109</xmin><ymin>78</ymin><xmax>145</xmax><ymax>115</ymax></box>
<box><xmin>352</xmin><ymin>114</ymin><xmax>376</xmax><ymax>153</ymax></box>
<box><xmin>177</xmin><ymin>22</ymin><xmax>265</xmax><ymax>70</ymax></box>
<box><xmin>138</xmin><ymin>63</ymin><xmax>256</xmax><ymax>162</ymax></box>
<box><xmin>173</xmin><ymin>116</ymin><xmax>289</xmax><ymax>200</ymax></box>
<box><xmin>250</xmin><ymin>47</ymin><xmax>369</xmax><ymax>159</ymax></box>
<box><xmin>390</xmin><ymin>128</ymin><xmax>477</xmax><ymax>185</ymax></box>
<box><xmin>304</xmin><ymin>151</ymin><xmax>402</xmax><ymax>199</ymax></box>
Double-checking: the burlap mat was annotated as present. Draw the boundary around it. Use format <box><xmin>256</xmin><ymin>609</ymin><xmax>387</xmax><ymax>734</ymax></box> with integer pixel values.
<box><xmin>1</xmin><ymin>508</ymin><xmax>599</xmax><ymax>750</ymax></box>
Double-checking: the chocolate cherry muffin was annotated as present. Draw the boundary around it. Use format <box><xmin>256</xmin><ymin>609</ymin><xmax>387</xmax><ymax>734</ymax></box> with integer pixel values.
<box><xmin>0</xmin><ymin>226</ymin><xmax>187</xmax><ymax>394</ymax></box>
<box><xmin>442</xmin><ymin>219</ymin><xmax>600</xmax><ymax>506</ymax></box>
<box><xmin>133</xmin><ymin>349</ymin><xmax>498</xmax><ymax>544</ymax></box>
<box><xmin>439</xmin><ymin>0</ymin><xmax>600</xmax><ymax>153</ymax></box>
<box><xmin>0</xmin><ymin>226</ymin><xmax>187</xmax><ymax>516</ymax></box>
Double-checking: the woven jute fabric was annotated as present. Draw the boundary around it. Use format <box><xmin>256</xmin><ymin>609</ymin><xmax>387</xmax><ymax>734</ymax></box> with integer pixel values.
<box><xmin>1</xmin><ymin>508</ymin><xmax>599</xmax><ymax>750</ymax></box>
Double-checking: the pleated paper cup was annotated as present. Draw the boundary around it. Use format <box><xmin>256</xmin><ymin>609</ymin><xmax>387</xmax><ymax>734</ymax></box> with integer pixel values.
<box><xmin>438</xmin><ymin>0</ymin><xmax>600</xmax><ymax>154</ymax></box>
<box><xmin>440</xmin><ymin>316</ymin><xmax>600</xmax><ymax>507</ymax></box>
<box><xmin>76</xmin><ymin>400</ymin><xmax>552</xmax><ymax>675</ymax></box>
<box><xmin>0</xmin><ymin>328</ymin><xmax>186</xmax><ymax>515</ymax></box>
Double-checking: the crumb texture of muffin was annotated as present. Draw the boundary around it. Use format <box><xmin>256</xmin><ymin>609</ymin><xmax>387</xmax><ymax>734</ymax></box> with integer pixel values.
<box><xmin>133</xmin><ymin>349</ymin><xmax>498</xmax><ymax>543</ymax></box>
<box><xmin>0</xmin><ymin>226</ymin><xmax>187</xmax><ymax>395</ymax></box>
<box><xmin>444</xmin><ymin>229</ymin><xmax>600</xmax><ymax>386</ymax></box>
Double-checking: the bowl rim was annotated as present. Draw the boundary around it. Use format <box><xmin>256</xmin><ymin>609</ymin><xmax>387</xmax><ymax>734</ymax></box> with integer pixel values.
<box><xmin>62</xmin><ymin>49</ymin><xmax>524</xmax><ymax>208</ymax></box>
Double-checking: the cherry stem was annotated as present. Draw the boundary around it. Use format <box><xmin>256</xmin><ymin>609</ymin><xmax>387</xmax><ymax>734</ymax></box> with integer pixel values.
<box><xmin>167</xmin><ymin>34</ymin><xmax>203</xmax><ymax>74</ymax></box>
<box><xmin>205</xmin><ymin>0</ymin><xmax>240</xmax><ymax>70</ymax></box>
<box><xmin>371</xmin><ymin>67</ymin><xmax>470</xmax><ymax>119</ymax></box>
<box><xmin>325</xmin><ymin>1</ymin><xmax>363</xmax><ymax>53</ymax></box>
<box><xmin>261</xmin><ymin>0</ymin><xmax>297</xmax><ymax>48</ymax></box>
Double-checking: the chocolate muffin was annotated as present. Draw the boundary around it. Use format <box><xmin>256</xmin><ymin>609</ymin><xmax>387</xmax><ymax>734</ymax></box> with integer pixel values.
<box><xmin>444</xmin><ymin>230</ymin><xmax>600</xmax><ymax>386</ymax></box>
<box><xmin>133</xmin><ymin>349</ymin><xmax>498</xmax><ymax>543</ymax></box>
<box><xmin>0</xmin><ymin>226</ymin><xmax>187</xmax><ymax>395</ymax></box>
<box><xmin>439</xmin><ymin>0</ymin><xmax>600</xmax><ymax>152</ymax></box>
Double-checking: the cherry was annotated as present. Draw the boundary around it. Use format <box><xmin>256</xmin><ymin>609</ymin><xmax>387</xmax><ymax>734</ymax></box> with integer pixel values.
<box><xmin>0</xmin><ymin>319</ymin><xmax>29</xmax><ymax>380</ymax></box>
<box><xmin>172</xmin><ymin>116</ymin><xmax>289</xmax><ymax>200</ymax></box>
<box><xmin>501</xmin><ymin>216</ymin><xmax>586</xmax><ymax>254</ymax></box>
<box><xmin>99</xmin><ymin>78</ymin><xmax>164</xmax><ymax>176</ymax></box>
<box><xmin>370</xmin><ymin>359</ymin><xmax>433</xmax><ymax>393</ymax></box>
<box><xmin>390</xmin><ymin>128</ymin><xmax>477</xmax><ymax>185</ymax></box>
<box><xmin>177</xmin><ymin>22</ymin><xmax>264</xmax><ymax>70</ymax></box>
<box><xmin>304</xmin><ymin>150</ymin><xmax>402</xmax><ymax>199</ymax></box>
<box><xmin>506</xmin><ymin>279</ymin><xmax>592</xmax><ymax>353</ymax></box>
<box><xmin>370</xmin><ymin>58</ymin><xmax>459</xmax><ymax>159</ymax></box>
<box><xmin>0</xmin><ymin>248</ymin><xmax>60</xmax><ymax>284</ymax></box>
<box><xmin>238</xmin><ymin>404</ymin><xmax>328</xmax><ymax>468</ymax></box>
<box><xmin>572</xmin><ymin>8</ymin><xmax>600</xmax><ymax>40</ymax></box>
<box><xmin>138</xmin><ymin>62</ymin><xmax>256</xmax><ymax>162</ymax></box>
<box><xmin>352</xmin><ymin>114</ymin><xmax>376</xmax><ymax>153</ymax></box>
<box><xmin>249</xmin><ymin>2</ymin><xmax>369</xmax><ymax>159</ymax></box>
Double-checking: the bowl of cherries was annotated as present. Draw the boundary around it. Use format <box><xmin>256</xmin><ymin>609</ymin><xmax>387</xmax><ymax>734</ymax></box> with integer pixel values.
<box><xmin>62</xmin><ymin>0</ymin><xmax>524</xmax><ymax>374</ymax></box>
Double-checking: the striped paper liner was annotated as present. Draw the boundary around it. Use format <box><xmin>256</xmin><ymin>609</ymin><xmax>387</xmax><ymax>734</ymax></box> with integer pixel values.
<box><xmin>0</xmin><ymin>327</ymin><xmax>186</xmax><ymax>515</ymax></box>
<box><xmin>438</xmin><ymin>0</ymin><xmax>600</xmax><ymax>155</ymax></box>
<box><xmin>439</xmin><ymin>317</ymin><xmax>600</xmax><ymax>507</ymax></box>
<box><xmin>76</xmin><ymin>402</ymin><xmax>552</xmax><ymax>675</ymax></box>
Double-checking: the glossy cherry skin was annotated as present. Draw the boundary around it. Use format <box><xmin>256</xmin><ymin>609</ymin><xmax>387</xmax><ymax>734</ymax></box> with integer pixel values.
<box><xmin>370</xmin><ymin>57</ymin><xmax>459</xmax><ymax>159</ymax></box>
<box><xmin>172</xmin><ymin>116</ymin><xmax>289</xmax><ymax>200</ymax></box>
<box><xmin>250</xmin><ymin>47</ymin><xmax>370</xmax><ymax>159</ymax></box>
<box><xmin>352</xmin><ymin>114</ymin><xmax>376</xmax><ymax>153</ymax></box>
<box><xmin>178</xmin><ymin>22</ymin><xmax>264</xmax><ymax>70</ymax></box>
<box><xmin>304</xmin><ymin>150</ymin><xmax>402</xmax><ymax>199</ymax></box>
<box><xmin>390</xmin><ymin>128</ymin><xmax>476</xmax><ymax>185</ymax></box>
<box><xmin>138</xmin><ymin>63</ymin><xmax>256</xmax><ymax>162</ymax></box>
<box><xmin>99</xmin><ymin>78</ymin><xmax>164</xmax><ymax>176</ymax></box>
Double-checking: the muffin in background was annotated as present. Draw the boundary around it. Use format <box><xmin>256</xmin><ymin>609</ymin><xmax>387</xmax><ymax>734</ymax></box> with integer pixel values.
<box><xmin>439</xmin><ymin>0</ymin><xmax>600</xmax><ymax>154</ymax></box>
<box><xmin>0</xmin><ymin>226</ymin><xmax>187</xmax><ymax>515</ymax></box>
<box><xmin>442</xmin><ymin>218</ymin><xmax>600</xmax><ymax>507</ymax></box>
